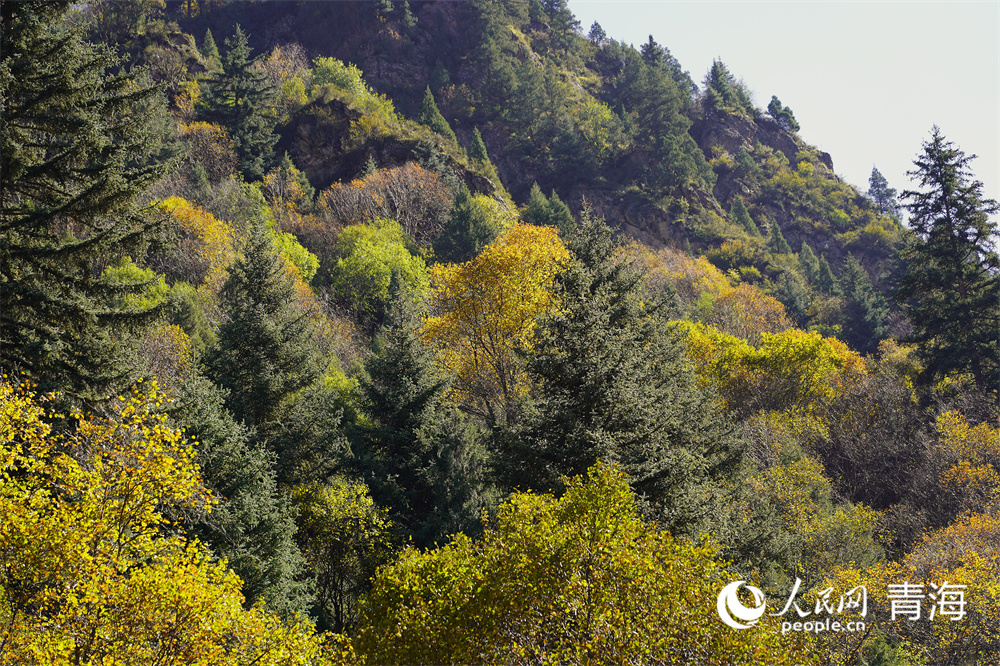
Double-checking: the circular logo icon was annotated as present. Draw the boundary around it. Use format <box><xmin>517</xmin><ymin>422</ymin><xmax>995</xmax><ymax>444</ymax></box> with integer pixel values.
<box><xmin>717</xmin><ymin>581</ymin><xmax>767</xmax><ymax>629</ymax></box>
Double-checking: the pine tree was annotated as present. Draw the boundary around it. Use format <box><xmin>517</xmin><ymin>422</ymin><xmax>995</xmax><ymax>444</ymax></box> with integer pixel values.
<box><xmin>523</xmin><ymin>183</ymin><xmax>551</xmax><ymax>226</ymax></box>
<box><xmin>798</xmin><ymin>242</ymin><xmax>821</xmax><ymax>284</ymax></box>
<box><xmin>469</xmin><ymin>127</ymin><xmax>490</xmax><ymax>163</ymax></box>
<box><xmin>897</xmin><ymin>127</ymin><xmax>999</xmax><ymax>389</ymax></box>
<box><xmin>1</xmin><ymin>1</ymin><xmax>174</xmax><ymax>400</ymax></box>
<box><xmin>730</xmin><ymin>197</ymin><xmax>760</xmax><ymax>236</ymax></box>
<box><xmin>868</xmin><ymin>166</ymin><xmax>901</xmax><ymax>219</ymax></box>
<box><xmin>418</xmin><ymin>86</ymin><xmax>458</xmax><ymax>144</ymax></box>
<box><xmin>354</xmin><ymin>290</ymin><xmax>491</xmax><ymax>547</ymax></box>
<box><xmin>171</xmin><ymin>375</ymin><xmax>310</xmax><ymax>618</ymax></box>
<box><xmin>767</xmin><ymin>221</ymin><xmax>792</xmax><ymax>255</ymax></box>
<box><xmin>200</xmin><ymin>28</ymin><xmax>221</xmax><ymax>67</ymax></box>
<box><xmin>205</xmin><ymin>223</ymin><xmax>322</xmax><ymax>432</ymax></box>
<box><xmin>838</xmin><ymin>254</ymin><xmax>890</xmax><ymax>356</ymax></box>
<box><xmin>200</xmin><ymin>25</ymin><xmax>278</xmax><ymax>181</ymax></box>
<box><xmin>502</xmin><ymin>210</ymin><xmax>743</xmax><ymax>535</ymax></box>
<box><xmin>817</xmin><ymin>254</ymin><xmax>840</xmax><ymax>296</ymax></box>
<box><xmin>433</xmin><ymin>186</ymin><xmax>498</xmax><ymax>263</ymax></box>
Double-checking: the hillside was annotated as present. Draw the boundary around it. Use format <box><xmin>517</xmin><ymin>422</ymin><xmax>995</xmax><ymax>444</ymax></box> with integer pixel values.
<box><xmin>2</xmin><ymin>1</ymin><xmax>998</xmax><ymax>664</ymax></box>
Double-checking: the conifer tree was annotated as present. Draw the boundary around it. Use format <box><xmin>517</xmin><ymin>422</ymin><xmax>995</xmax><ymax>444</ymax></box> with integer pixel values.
<box><xmin>418</xmin><ymin>86</ymin><xmax>458</xmax><ymax>144</ymax></box>
<box><xmin>730</xmin><ymin>197</ymin><xmax>760</xmax><ymax>236</ymax></box>
<box><xmin>433</xmin><ymin>186</ymin><xmax>498</xmax><ymax>263</ymax></box>
<box><xmin>1</xmin><ymin>1</ymin><xmax>174</xmax><ymax>399</ymax></box>
<box><xmin>838</xmin><ymin>254</ymin><xmax>890</xmax><ymax>356</ymax></box>
<box><xmin>503</xmin><ymin>210</ymin><xmax>743</xmax><ymax>535</ymax></box>
<box><xmin>200</xmin><ymin>26</ymin><xmax>277</xmax><ymax>180</ymax></box>
<box><xmin>767</xmin><ymin>221</ymin><xmax>792</xmax><ymax>254</ymax></box>
<box><xmin>523</xmin><ymin>183</ymin><xmax>551</xmax><ymax>226</ymax></box>
<box><xmin>817</xmin><ymin>254</ymin><xmax>839</xmax><ymax>295</ymax></box>
<box><xmin>200</xmin><ymin>28</ymin><xmax>220</xmax><ymax>67</ymax></box>
<box><xmin>354</xmin><ymin>289</ymin><xmax>491</xmax><ymax>547</ymax></box>
<box><xmin>897</xmin><ymin>127</ymin><xmax>999</xmax><ymax>389</ymax></box>
<box><xmin>205</xmin><ymin>223</ymin><xmax>322</xmax><ymax>433</ymax></box>
<box><xmin>868</xmin><ymin>166</ymin><xmax>901</xmax><ymax>220</ymax></box>
<box><xmin>798</xmin><ymin>242</ymin><xmax>821</xmax><ymax>284</ymax></box>
<box><xmin>469</xmin><ymin>127</ymin><xmax>490</xmax><ymax>163</ymax></box>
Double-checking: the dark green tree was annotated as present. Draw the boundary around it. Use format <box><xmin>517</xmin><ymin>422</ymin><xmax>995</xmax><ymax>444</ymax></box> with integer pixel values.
<box><xmin>766</xmin><ymin>95</ymin><xmax>800</xmax><ymax>132</ymax></box>
<box><xmin>469</xmin><ymin>127</ymin><xmax>490</xmax><ymax>163</ymax></box>
<box><xmin>730</xmin><ymin>197</ymin><xmax>760</xmax><ymax>236</ymax></box>
<box><xmin>418</xmin><ymin>86</ymin><xmax>458</xmax><ymax>144</ymax></box>
<box><xmin>204</xmin><ymin>223</ymin><xmax>323</xmax><ymax>434</ymax></box>
<box><xmin>798</xmin><ymin>242</ymin><xmax>820</xmax><ymax>284</ymax></box>
<box><xmin>767</xmin><ymin>221</ymin><xmax>792</xmax><ymax>255</ymax></box>
<box><xmin>868</xmin><ymin>166</ymin><xmax>901</xmax><ymax>220</ymax></box>
<box><xmin>200</xmin><ymin>25</ymin><xmax>277</xmax><ymax>180</ymax></box>
<box><xmin>897</xmin><ymin>127</ymin><xmax>999</xmax><ymax>389</ymax></box>
<box><xmin>170</xmin><ymin>375</ymin><xmax>310</xmax><ymax>618</ymax></box>
<box><xmin>433</xmin><ymin>186</ymin><xmax>498</xmax><ymax>263</ymax></box>
<box><xmin>200</xmin><ymin>28</ymin><xmax>220</xmax><ymax>66</ymax></box>
<box><xmin>817</xmin><ymin>253</ymin><xmax>840</xmax><ymax>295</ymax></box>
<box><xmin>502</xmin><ymin>210</ymin><xmax>744</xmax><ymax>535</ymax></box>
<box><xmin>587</xmin><ymin>21</ymin><xmax>606</xmax><ymax>45</ymax></box>
<box><xmin>838</xmin><ymin>254</ymin><xmax>890</xmax><ymax>356</ymax></box>
<box><xmin>353</xmin><ymin>290</ymin><xmax>492</xmax><ymax>547</ymax></box>
<box><xmin>703</xmin><ymin>59</ymin><xmax>754</xmax><ymax>118</ymax></box>
<box><xmin>1</xmin><ymin>1</ymin><xmax>174</xmax><ymax>400</ymax></box>
<box><xmin>523</xmin><ymin>183</ymin><xmax>574</xmax><ymax>234</ymax></box>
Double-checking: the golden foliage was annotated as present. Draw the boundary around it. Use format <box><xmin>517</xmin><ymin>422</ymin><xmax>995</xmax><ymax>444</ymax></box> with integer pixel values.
<box><xmin>0</xmin><ymin>381</ymin><xmax>351</xmax><ymax>664</ymax></box>
<box><xmin>423</xmin><ymin>224</ymin><xmax>569</xmax><ymax>423</ymax></box>
<box><xmin>178</xmin><ymin>121</ymin><xmax>238</xmax><ymax>183</ymax></box>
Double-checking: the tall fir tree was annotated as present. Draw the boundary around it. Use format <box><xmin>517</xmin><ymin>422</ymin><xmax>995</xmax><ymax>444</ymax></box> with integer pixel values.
<box><xmin>205</xmin><ymin>222</ymin><xmax>322</xmax><ymax>434</ymax></box>
<box><xmin>1</xmin><ymin>1</ymin><xmax>174</xmax><ymax>400</ymax></box>
<box><xmin>817</xmin><ymin>253</ymin><xmax>840</xmax><ymax>296</ymax></box>
<box><xmin>767</xmin><ymin>221</ymin><xmax>792</xmax><ymax>255</ymax></box>
<box><xmin>353</xmin><ymin>288</ymin><xmax>492</xmax><ymax>548</ymax></box>
<box><xmin>502</xmin><ymin>210</ymin><xmax>743</xmax><ymax>535</ymax></box>
<box><xmin>469</xmin><ymin>127</ymin><xmax>490</xmax><ymax>163</ymax></box>
<box><xmin>897</xmin><ymin>127</ymin><xmax>999</xmax><ymax>390</ymax></box>
<box><xmin>798</xmin><ymin>242</ymin><xmax>821</xmax><ymax>284</ymax></box>
<box><xmin>418</xmin><ymin>86</ymin><xmax>458</xmax><ymax>144</ymax></box>
<box><xmin>730</xmin><ymin>197</ymin><xmax>760</xmax><ymax>236</ymax></box>
<box><xmin>433</xmin><ymin>186</ymin><xmax>498</xmax><ymax>263</ymax></box>
<box><xmin>838</xmin><ymin>254</ymin><xmax>890</xmax><ymax>356</ymax></box>
<box><xmin>200</xmin><ymin>25</ymin><xmax>277</xmax><ymax>180</ymax></box>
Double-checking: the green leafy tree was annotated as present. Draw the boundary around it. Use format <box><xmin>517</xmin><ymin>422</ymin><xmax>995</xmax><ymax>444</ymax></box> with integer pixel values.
<box><xmin>503</xmin><ymin>210</ymin><xmax>743</xmax><ymax>535</ymax></box>
<box><xmin>838</xmin><ymin>253</ymin><xmax>890</xmax><ymax>356</ymax></box>
<box><xmin>897</xmin><ymin>127</ymin><xmax>1000</xmax><ymax>389</ymax></box>
<box><xmin>868</xmin><ymin>166</ymin><xmax>901</xmax><ymax>219</ymax></box>
<box><xmin>1</xmin><ymin>1</ymin><xmax>174</xmax><ymax>400</ymax></box>
<box><xmin>418</xmin><ymin>86</ymin><xmax>457</xmax><ymax>144</ymax></box>
<box><xmin>200</xmin><ymin>25</ymin><xmax>278</xmax><ymax>180</ymax></box>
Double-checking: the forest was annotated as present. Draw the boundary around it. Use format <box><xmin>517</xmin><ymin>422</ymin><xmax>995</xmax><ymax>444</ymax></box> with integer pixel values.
<box><xmin>1</xmin><ymin>1</ymin><xmax>998</xmax><ymax>664</ymax></box>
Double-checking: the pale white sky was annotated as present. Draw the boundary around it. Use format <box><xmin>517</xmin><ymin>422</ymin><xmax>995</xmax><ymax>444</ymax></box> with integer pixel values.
<box><xmin>572</xmin><ymin>0</ymin><xmax>1000</xmax><ymax>208</ymax></box>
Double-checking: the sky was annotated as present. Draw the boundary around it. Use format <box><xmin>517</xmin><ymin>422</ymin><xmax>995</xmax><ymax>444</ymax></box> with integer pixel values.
<box><xmin>571</xmin><ymin>1</ymin><xmax>1000</xmax><ymax>210</ymax></box>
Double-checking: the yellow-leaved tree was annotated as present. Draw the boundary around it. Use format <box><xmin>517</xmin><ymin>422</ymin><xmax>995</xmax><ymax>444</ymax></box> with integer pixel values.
<box><xmin>354</xmin><ymin>462</ymin><xmax>818</xmax><ymax>665</ymax></box>
<box><xmin>0</xmin><ymin>380</ymin><xmax>353</xmax><ymax>665</ymax></box>
<box><xmin>423</xmin><ymin>224</ymin><xmax>569</xmax><ymax>425</ymax></box>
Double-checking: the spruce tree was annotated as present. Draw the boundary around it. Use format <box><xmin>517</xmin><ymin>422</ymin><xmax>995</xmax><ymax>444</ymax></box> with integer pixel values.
<box><xmin>433</xmin><ymin>186</ymin><xmax>498</xmax><ymax>263</ymax></box>
<box><xmin>767</xmin><ymin>221</ymin><xmax>792</xmax><ymax>254</ymax></box>
<box><xmin>200</xmin><ymin>28</ymin><xmax>221</xmax><ymax>67</ymax></box>
<box><xmin>897</xmin><ymin>127</ymin><xmax>999</xmax><ymax>389</ymax></box>
<box><xmin>798</xmin><ymin>242</ymin><xmax>821</xmax><ymax>284</ymax></box>
<box><xmin>817</xmin><ymin>254</ymin><xmax>840</xmax><ymax>295</ymax></box>
<box><xmin>205</xmin><ymin>223</ymin><xmax>322</xmax><ymax>433</ymax></box>
<box><xmin>838</xmin><ymin>254</ymin><xmax>890</xmax><ymax>356</ymax></box>
<box><xmin>503</xmin><ymin>210</ymin><xmax>743</xmax><ymax>535</ymax></box>
<box><xmin>730</xmin><ymin>197</ymin><xmax>760</xmax><ymax>236</ymax></box>
<box><xmin>469</xmin><ymin>127</ymin><xmax>490</xmax><ymax>163</ymax></box>
<box><xmin>523</xmin><ymin>183</ymin><xmax>551</xmax><ymax>226</ymax></box>
<box><xmin>1</xmin><ymin>1</ymin><xmax>174</xmax><ymax>400</ymax></box>
<box><xmin>418</xmin><ymin>86</ymin><xmax>458</xmax><ymax>144</ymax></box>
<box><xmin>200</xmin><ymin>25</ymin><xmax>277</xmax><ymax>180</ymax></box>
<box><xmin>354</xmin><ymin>290</ymin><xmax>491</xmax><ymax>547</ymax></box>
